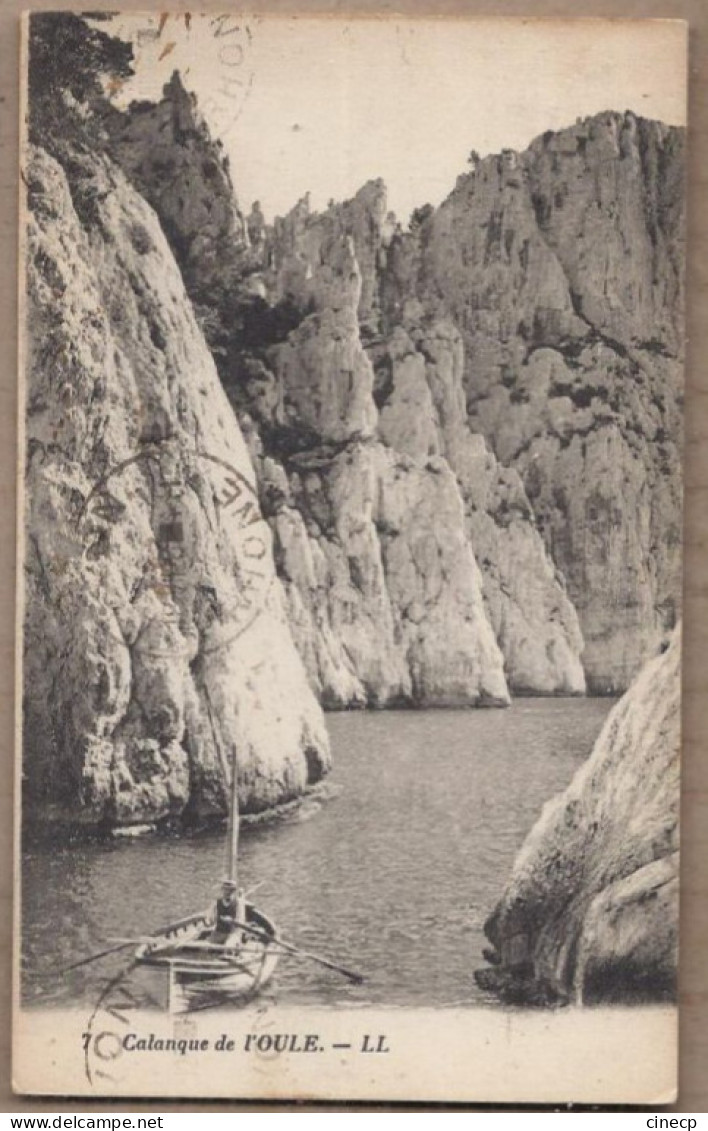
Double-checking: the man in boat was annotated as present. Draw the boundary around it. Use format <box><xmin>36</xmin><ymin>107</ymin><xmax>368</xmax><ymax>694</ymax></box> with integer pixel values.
<box><xmin>211</xmin><ymin>880</ymin><xmax>247</xmax><ymax>946</ymax></box>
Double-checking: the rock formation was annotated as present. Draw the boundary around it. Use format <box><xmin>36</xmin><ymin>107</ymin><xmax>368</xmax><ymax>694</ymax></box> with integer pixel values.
<box><xmin>382</xmin><ymin>113</ymin><xmax>684</xmax><ymax>691</ymax></box>
<box><xmin>235</xmin><ymin>213</ymin><xmax>511</xmax><ymax>707</ymax></box>
<box><xmin>23</xmin><ymin>142</ymin><xmax>329</xmax><ymax>831</ymax></box>
<box><xmin>108</xmin><ymin>76</ymin><xmax>588</xmax><ymax>700</ymax></box>
<box><xmin>475</xmin><ymin>625</ymin><xmax>680</xmax><ymax>1005</ymax></box>
<box><xmin>372</xmin><ymin>317</ymin><xmax>585</xmax><ymax>695</ymax></box>
<box><xmin>22</xmin><ymin>14</ymin><xmax>685</xmax><ymax>888</ymax></box>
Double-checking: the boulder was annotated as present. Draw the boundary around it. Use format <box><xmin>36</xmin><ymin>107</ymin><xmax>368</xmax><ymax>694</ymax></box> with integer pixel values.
<box><xmin>476</xmin><ymin>626</ymin><xmax>680</xmax><ymax>1004</ymax></box>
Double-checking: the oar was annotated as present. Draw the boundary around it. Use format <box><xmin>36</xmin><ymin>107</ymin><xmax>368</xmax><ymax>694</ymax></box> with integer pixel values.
<box><xmin>273</xmin><ymin>937</ymin><xmax>365</xmax><ymax>985</ymax></box>
<box><xmin>60</xmin><ymin>939</ymin><xmax>137</xmax><ymax>973</ymax></box>
<box><xmin>148</xmin><ymin>925</ymin><xmax>364</xmax><ymax>984</ymax></box>
<box><xmin>232</xmin><ymin>920</ymin><xmax>365</xmax><ymax>984</ymax></box>
<box><xmin>59</xmin><ymin>909</ymin><xmax>210</xmax><ymax>975</ymax></box>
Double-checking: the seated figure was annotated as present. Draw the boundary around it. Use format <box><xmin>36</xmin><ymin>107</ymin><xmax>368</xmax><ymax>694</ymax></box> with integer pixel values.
<box><xmin>211</xmin><ymin>880</ymin><xmax>246</xmax><ymax>945</ymax></box>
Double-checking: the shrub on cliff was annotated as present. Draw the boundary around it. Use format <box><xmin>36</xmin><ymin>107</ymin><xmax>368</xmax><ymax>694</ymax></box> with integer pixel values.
<box><xmin>27</xmin><ymin>13</ymin><xmax>133</xmax><ymax>152</ymax></box>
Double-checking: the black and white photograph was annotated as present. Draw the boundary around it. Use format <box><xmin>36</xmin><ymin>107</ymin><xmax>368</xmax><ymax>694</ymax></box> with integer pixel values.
<box><xmin>15</xmin><ymin>12</ymin><xmax>686</xmax><ymax>1101</ymax></box>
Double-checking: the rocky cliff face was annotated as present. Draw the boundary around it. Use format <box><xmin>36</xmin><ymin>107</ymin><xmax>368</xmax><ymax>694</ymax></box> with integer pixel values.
<box><xmin>108</xmin><ymin>76</ymin><xmax>587</xmax><ymax>700</ymax></box>
<box><xmin>106</xmin><ymin>72</ymin><xmax>249</xmax><ymax>303</ymax></box>
<box><xmin>475</xmin><ymin>626</ymin><xmax>680</xmax><ymax>1005</ymax></box>
<box><xmin>373</xmin><ymin>317</ymin><xmax>585</xmax><ymax>695</ymax></box>
<box><xmin>23</xmin><ymin>142</ymin><xmax>330</xmax><ymax>831</ymax></box>
<box><xmin>383</xmin><ymin>113</ymin><xmax>684</xmax><ymax>691</ymax></box>
<box><xmin>107</xmin><ymin>79</ymin><xmax>683</xmax><ymax>698</ymax></box>
<box><xmin>233</xmin><ymin>210</ymin><xmax>511</xmax><ymax>707</ymax></box>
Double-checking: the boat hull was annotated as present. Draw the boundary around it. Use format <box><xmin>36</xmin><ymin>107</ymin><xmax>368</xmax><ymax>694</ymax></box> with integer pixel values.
<box><xmin>135</xmin><ymin>905</ymin><xmax>280</xmax><ymax>1012</ymax></box>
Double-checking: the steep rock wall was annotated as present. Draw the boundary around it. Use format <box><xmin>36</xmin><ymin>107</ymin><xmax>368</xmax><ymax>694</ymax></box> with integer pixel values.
<box><xmin>106</xmin><ymin>72</ymin><xmax>249</xmax><ymax>302</ymax></box>
<box><xmin>245</xmin><ymin>226</ymin><xmax>510</xmax><ymax>707</ymax></box>
<box><xmin>385</xmin><ymin>112</ymin><xmax>684</xmax><ymax>691</ymax></box>
<box><xmin>373</xmin><ymin>319</ymin><xmax>585</xmax><ymax>694</ymax></box>
<box><xmin>475</xmin><ymin>625</ymin><xmax>680</xmax><ymax>1005</ymax></box>
<box><xmin>109</xmin><ymin>78</ymin><xmax>584</xmax><ymax>699</ymax></box>
<box><xmin>23</xmin><ymin>144</ymin><xmax>330</xmax><ymax>830</ymax></box>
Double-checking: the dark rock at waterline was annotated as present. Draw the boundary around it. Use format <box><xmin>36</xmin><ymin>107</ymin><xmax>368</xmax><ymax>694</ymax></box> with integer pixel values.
<box><xmin>474</xmin><ymin>964</ymin><xmax>564</xmax><ymax>1008</ymax></box>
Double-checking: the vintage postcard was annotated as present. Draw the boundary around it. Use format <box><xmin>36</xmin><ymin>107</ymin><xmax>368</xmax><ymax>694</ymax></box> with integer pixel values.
<box><xmin>14</xmin><ymin>13</ymin><xmax>686</xmax><ymax>1101</ymax></box>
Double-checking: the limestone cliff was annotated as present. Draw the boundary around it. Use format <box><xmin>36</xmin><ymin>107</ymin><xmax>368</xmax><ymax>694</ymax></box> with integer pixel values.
<box><xmin>108</xmin><ymin>78</ymin><xmax>683</xmax><ymax>698</ymax></box>
<box><xmin>261</xmin><ymin>190</ymin><xmax>585</xmax><ymax>696</ymax></box>
<box><xmin>108</xmin><ymin>76</ymin><xmax>585</xmax><ymax>700</ymax></box>
<box><xmin>383</xmin><ymin>113</ymin><xmax>684</xmax><ymax>691</ymax></box>
<box><xmin>106</xmin><ymin>71</ymin><xmax>249</xmax><ymax>303</ymax></box>
<box><xmin>241</xmin><ymin>217</ymin><xmax>510</xmax><ymax>708</ymax></box>
<box><xmin>475</xmin><ymin>626</ymin><xmax>680</xmax><ymax>1005</ymax></box>
<box><xmin>372</xmin><ymin>318</ymin><xmax>585</xmax><ymax>695</ymax></box>
<box><xmin>23</xmin><ymin>143</ymin><xmax>330</xmax><ymax>831</ymax></box>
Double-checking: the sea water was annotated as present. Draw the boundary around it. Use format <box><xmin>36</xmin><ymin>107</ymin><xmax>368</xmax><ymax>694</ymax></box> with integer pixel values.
<box><xmin>22</xmin><ymin>699</ymin><xmax>613</xmax><ymax>1009</ymax></box>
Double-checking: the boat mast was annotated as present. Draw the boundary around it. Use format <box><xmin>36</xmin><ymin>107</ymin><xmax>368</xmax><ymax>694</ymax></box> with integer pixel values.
<box><xmin>227</xmin><ymin>743</ymin><xmax>239</xmax><ymax>886</ymax></box>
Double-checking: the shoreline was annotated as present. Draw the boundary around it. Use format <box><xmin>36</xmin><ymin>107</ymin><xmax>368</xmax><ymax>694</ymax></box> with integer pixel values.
<box><xmin>20</xmin><ymin>777</ymin><xmax>338</xmax><ymax>849</ymax></box>
<box><xmin>21</xmin><ymin>696</ymin><xmax>617</xmax><ymax>847</ymax></box>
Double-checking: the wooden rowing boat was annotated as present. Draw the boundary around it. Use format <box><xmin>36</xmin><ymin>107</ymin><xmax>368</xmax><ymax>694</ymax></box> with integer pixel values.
<box><xmin>135</xmin><ymin>902</ymin><xmax>280</xmax><ymax>1012</ymax></box>
<box><xmin>126</xmin><ymin>699</ymin><xmax>362</xmax><ymax>1012</ymax></box>
<box><xmin>62</xmin><ymin>687</ymin><xmax>360</xmax><ymax>1005</ymax></box>
<box><xmin>133</xmin><ymin>692</ymin><xmax>282</xmax><ymax>1012</ymax></box>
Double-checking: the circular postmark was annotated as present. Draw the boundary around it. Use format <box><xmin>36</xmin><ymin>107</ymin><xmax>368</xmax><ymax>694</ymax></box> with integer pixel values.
<box><xmin>196</xmin><ymin>15</ymin><xmax>255</xmax><ymax>141</ymax></box>
<box><xmin>81</xmin><ymin>948</ymin><xmax>279</xmax><ymax>1088</ymax></box>
<box><xmin>82</xmin><ymin>954</ymin><xmax>197</xmax><ymax>1088</ymax></box>
<box><xmin>83</xmin><ymin>956</ymin><xmax>146</xmax><ymax>1088</ymax></box>
<box><xmin>77</xmin><ymin>436</ymin><xmax>274</xmax><ymax>661</ymax></box>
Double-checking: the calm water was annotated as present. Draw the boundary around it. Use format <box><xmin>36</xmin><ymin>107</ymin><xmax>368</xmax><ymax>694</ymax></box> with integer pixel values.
<box><xmin>22</xmin><ymin>700</ymin><xmax>612</xmax><ymax>1010</ymax></box>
